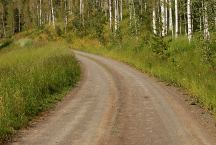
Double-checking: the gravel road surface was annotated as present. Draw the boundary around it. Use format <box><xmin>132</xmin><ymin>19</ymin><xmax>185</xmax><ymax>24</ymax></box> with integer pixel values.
<box><xmin>9</xmin><ymin>51</ymin><xmax>216</xmax><ymax>145</ymax></box>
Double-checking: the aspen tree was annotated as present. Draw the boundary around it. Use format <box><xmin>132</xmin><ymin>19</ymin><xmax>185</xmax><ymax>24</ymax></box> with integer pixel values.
<box><xmin>120</xmin><ymin>0</ymin><xmax>123</xmax><ymax>21</ymax></box>
<box><xmin>80</xmin><ymin>0</ymin><xmax>83</xmax><ymax>18</ymax></box>
<box><xmin>140</xmin><ymin>0</ymin><xmax>143</xmax><ymax>14</ymax></box>
<box><xmin>0</xmin><ymin>0</ymin><xmax>215</xmax><ymax>39</ymax></box>
<box><xmin>169</xmin><ymin>0</ymin><xmax>173</xmax><ymax>36</ymax></box>
<box><xmin>152</xmin><ymin>6</ymin><xmax>157</xmax><ymax>35</ymax></box>
<box><xmin>165</xmin><ymin>0</ymin><xmax>168</xmax><ymax>35</ymax></box>
<box><xmin>175</xmin><ymin>0</ymin><xmax>178</xmax><ymax>38</ymax></box>
<box><xmin>80</xmin><ymin>0</ymin><xmax>84</xmax><ymax>25</ymax></box>
<box><xmin>187</xmin><ymin>0</ymin><xmax>192</xmax><ymax>42</ymax></box>
<box><xmin>109</xmin><ymin>0</ymin><xmax>112</xmax><ymax>29</ymax></box>
<box><xmin>114</xmin><ymin>0</ymin><xmax>119</xmax><ymax>32</ymax></box>
<box><xmin>50</xmin><ymin>0</ymin><xmax>55</xmax><ymax>27</ymax></box>
<box><xmin>200</xmin><ymin>7</ymin><xmax>202</xmax><ymax>31</ymax></box>
<box><xmin>203</xmin><ymin>1</ymin><xmax>210</xmax><ymax>39</ymax></box>
<box><xmin>129</xmin><ymin>0</ymin><xmax>132</xmax><ymax>27</ymax></box>
<box><xmin>161</xmin><ymin>0</ymin><xmax>166</xmax><ymax>36</ymax></box>
<box><xmin>39</xmin><ymin>0</ymin><xmax>42</xmax><ymax>26</ymax></box>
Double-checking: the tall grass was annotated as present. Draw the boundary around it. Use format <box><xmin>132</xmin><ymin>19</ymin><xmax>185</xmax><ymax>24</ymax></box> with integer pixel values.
<box><xmin>72</xmin><ymin>36</ymin><xmax>216</xmax><ymax>115</ymax></box>
<box><xmin>0</xmin><ymin>41</ymin><xmax>80</xmax><ymax>142</ymax></box>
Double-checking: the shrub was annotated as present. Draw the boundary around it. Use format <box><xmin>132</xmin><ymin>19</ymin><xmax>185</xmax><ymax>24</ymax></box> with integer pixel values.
<box><xmin>16</xmin><ymin>38</ymin><xmax>33</xmax><ymax>47</ymax></box>
<box><xmin>0</xmin><ymin>39</ymin><xmax>13</xmax><ymax>49</ymax></box>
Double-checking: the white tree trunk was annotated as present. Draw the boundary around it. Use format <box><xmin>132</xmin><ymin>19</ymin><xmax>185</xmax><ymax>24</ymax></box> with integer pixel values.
<box><xmin>144</xmin><ymin>2</ymin><xmax>147</xmax><ymax>12</ymax></box>
<box><xmin>117</xmin><ymin>0</ymin><xmax>120</xmax><ymax>30</ymax></box>
<box><xmin>80</xmin><ymin>0</ymin><xmax>84</xmax><ymax>25</ymax></box>
<box><xmin>109</xmin><ymin>0</ymin><xmax>112</xmax><ymax>29</ymax></box>
<box><xmin>80</xmin><ymin>0</ymin><xmax>82</xmax><ymax>16</ymax></box>
<box><xmin>152</xmin><ymin>6</ymin><xmax>157</xmax><ymax>35</ymax></box>
<box><xmin>132</xmin><ymin>0</ymin><xmax>138</xmax><ymax>36</ymax></box>
<box><xmin>165</xmin><ymin>0</ymin><xmax>168</xmax><ymax>35</ymax></box>
<box><xmin>187</xmin><ymin>0</ymin><xmax>192</xmax><ymax>42</ymax></box>
<box><xmin>140</xmin><ymin>0</ymin><xmax>143</xmax><ymax>14</ymax></box>
<box><xmin>161</xmin><ymin>0</ymin><xmax>166</xmax><ymax>36</ymax></box>
<box><xmin>50</xmin><ymin>0</ymin><xmax>55</xmax><ymax>27</ymax></box>
<box><xmin>203</xmin><ymin>2</ymin><xmax>210</xmax><ymax>40</ymax></box>
<box><xmin>169</xmin><ymin>0</ymin><xmax>173</xmax><ymax>36</ymax></box>
<box><xmin>39</xmin><ymin>0</ymin><xmax>42</xmax><ymax>26</ymax></box>
<box><xmin>199</xmin><ymin>8</ymin><xmax>202</xmax><ymax>31</ymax></box>
<box><xmin>175</xmin><ymin>0</ymin><xmax>178</xmax><ymax>38</ymax></box>
<box><xmin>129</xmin><ymin>0</ymin><xmax>132</xmax><ymax>27</ymax></box>
<box><xmin>120</xmin><ymin>0</ymin><xmax>123</xmax><ymax>21</ymax></box>
<box><xmin>114</xmin><ymin>0</ymin><xmax>118</xmax><ymax>32</ymax></box>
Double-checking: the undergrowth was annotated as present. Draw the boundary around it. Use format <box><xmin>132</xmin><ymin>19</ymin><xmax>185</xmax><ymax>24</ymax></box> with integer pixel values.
<box><xmin>0</xmin><ymin>40</ymin><xmax>80</xmax><ymax>142</ymax></box>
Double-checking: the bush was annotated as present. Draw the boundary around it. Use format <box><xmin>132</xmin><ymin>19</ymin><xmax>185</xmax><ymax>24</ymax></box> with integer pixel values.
<box><xmin>16</xmin><ymin>38</ymin><xmax>33</xmax><ymax>47</ymax></box>
<box><xmin>200</xmin><ymin>38</ymin><xmax>216</xmax><ymax>69</ymax></box>
<box><xmin>151</xmin><ymin>36</ymin><xmax>169</xmax><ymax>59</ymax></box>
<box><xmin>0</xmin><ymin>39</ymin><xmax>13</xmax><ymax>49</ymax></box>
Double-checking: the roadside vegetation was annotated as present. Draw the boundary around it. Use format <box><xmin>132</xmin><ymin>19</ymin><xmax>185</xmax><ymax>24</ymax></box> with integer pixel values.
<box><xmin>0</xmin><ymin>39</ymin><xmax>80</xmax><ymax>143</ymax></box>
<box><xmin>0</xmin><ymin>0</ymin><xmax>216</xmax><ymax>142</ymax></box>
<box><xmin>72</xmin><ymin>34</ymin><xmax>216</xmax><ymax>115</ymax></box>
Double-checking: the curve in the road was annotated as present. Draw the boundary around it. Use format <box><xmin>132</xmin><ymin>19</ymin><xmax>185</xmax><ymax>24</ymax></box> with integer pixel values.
<box><xmin>9</xmin><ymin>51</ymin><xmax>216</xmax><ymax>145</ymax></box>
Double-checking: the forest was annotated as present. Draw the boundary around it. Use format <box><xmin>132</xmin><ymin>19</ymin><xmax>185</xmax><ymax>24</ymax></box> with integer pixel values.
<box><xmin>0</xmin><ymin>0</ymin><xmax>216</xmax><ymax>143</ymax></box>
<box><xmin>0</xmin><ymin>0</ymin><xmax>215</xmax><ymax>40</ymax></box>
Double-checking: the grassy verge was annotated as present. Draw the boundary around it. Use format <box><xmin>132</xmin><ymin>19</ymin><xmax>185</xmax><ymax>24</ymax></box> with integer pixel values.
<box><xmin>0</xmin><ymin>41</ymin><xmax>80</xmax><ymax>142</ymax></box>
<box><xmin>71</xmin><ymin>36</ymin><xmax>216</xmax><ymax>115</ymax></box>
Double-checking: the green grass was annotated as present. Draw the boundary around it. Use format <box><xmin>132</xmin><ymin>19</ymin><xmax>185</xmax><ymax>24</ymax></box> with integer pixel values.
<box><xmin>72</xmin><ymin>36</ymin><xmax>216</xmax><ymax>115</ymax></box>
<box><xmin>0</xmin><ymin>41</ymin><xmax>80</xmax><ymax>142</ymax></box>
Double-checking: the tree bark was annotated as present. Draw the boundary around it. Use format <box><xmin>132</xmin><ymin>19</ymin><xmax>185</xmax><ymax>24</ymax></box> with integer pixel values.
<box><xmin>187</xmin><ymin>0</ymin><xmax>192</xmax><ymax>42</ymax></box>
<box><xmin>161</xmin><ymin>0</ymin><xmax>166</xmax><ymax>36</ymax></box>
<box><xmin>80</xmin><ymin>0</ymin><xmax>84</xmax><ymax>25</ymax></box>
<box><xmin>153</xmin><ymin>6</ymin><xmax>157</xmax><ymax>35</ymax></box>
<box><xmin>39</xmin><ymin>0</ymin><xmax>42</xmax><ymax>26</ymax></box>
<box><xmin>120</xmin><ymin>0</ymin><xmax>123</xmax><ymax>21</ymax></box>
<box><xmin>165</xmin><ymin>0</ymin><xmax>168</xmax><ymax>35</ymax></box>
<box><xmin>114</xmin><ymin>0</ymin><xmax>118</xmax><ymax>32</ymax></box>
<box><xmin>203</xmin><ymin>1</ymin><xmax>210</xmax><ymax>40</ymax></box>
<box><xmin>169</xmin><ymin>0</ymin><xmax>173</xmax><ymax>36</ymax></box>
<box><xmin>50</xmin><ymin>0</ymin><xmax>55</xmax><ymax>27</ymax></box>
<box><xmin>109</xmin><ymin>0</ymin><xmax>112</xmax><ymax>29</ymax></box>
<box><xmin>132</xmin><ymin>0</ymin><xmax>138</xmax><ymax>36</ymax></box>
<box><xmin>175</xmin><ymin>0</ymin><xmax>178</xmax><ymax>38</ymax></box>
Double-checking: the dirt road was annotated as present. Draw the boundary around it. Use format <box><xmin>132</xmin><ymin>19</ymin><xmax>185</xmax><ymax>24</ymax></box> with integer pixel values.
<box><xmin>10</xmin><ymin>51</ymin><xmax>216</xmax><ymax>145</ymax></box>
